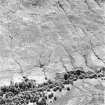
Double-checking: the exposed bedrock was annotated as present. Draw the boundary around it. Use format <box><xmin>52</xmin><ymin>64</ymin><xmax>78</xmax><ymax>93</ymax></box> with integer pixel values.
<box><xmin>0</xmin><ymin>0</ymin><xmax>105</xmax><ymax>104</ymax></box>
<box><xmin>0</xmin><ymin>0</ymin><xmax>104</xmax><ymax>83</ymax></box>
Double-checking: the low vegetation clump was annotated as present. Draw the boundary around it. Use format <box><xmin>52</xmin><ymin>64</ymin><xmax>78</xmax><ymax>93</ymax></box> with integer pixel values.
<box><xmin>0</xmin><ymin>67</ymin><xmax>104</xmax><ymax>105</ymax></box>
